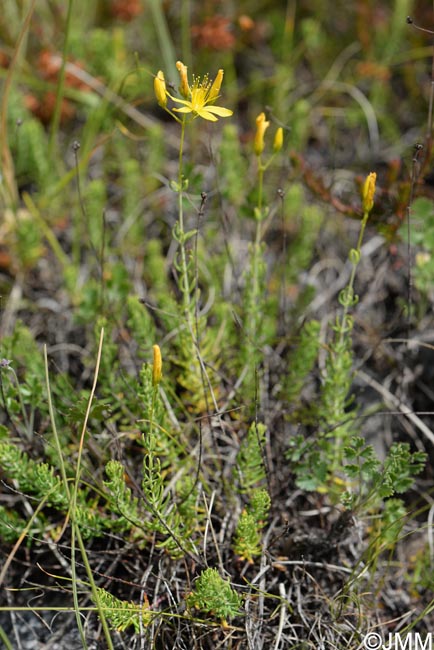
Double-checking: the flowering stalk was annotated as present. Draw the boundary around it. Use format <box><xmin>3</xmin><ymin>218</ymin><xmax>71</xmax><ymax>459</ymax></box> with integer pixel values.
<box><xmin>322</xmin><ymin>172</ymin><xmax>377</xmax><ymax>472</ymax></box>
<box><xmin>243</xmin><ymin>114</ymin><xmax>283</xmax><ymax>374</ymax></box>
<box><xmin>149</xmin><ymin>344</ymin><xmax>162</xmax><ymax>443</ymax></box>
<box><xmin>176</xmin><ymin>116</ymin><xmax>192</xmax><ymax>320</ymax></box>
<box><xmin>153</xmin><ymin>61</ymin><xmax>232</xmax><ymax>308</ymax></box>
<box><xmin>153</xmin><ymin>61</ymin><xmax>232</xmax><ymax>398</ymax></box>
<box><xmin>337</xmin><ymin>172</ymin><xmax>377</xmax><ymax>344</ymax></box>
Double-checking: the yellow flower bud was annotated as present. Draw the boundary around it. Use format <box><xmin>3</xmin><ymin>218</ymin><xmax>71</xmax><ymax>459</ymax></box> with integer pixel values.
<box><xmin>362</xmin><ymin>172</ymin><xmax>376</xmax><ymax>214</ymax></box>
<box><xmin>273</xmin><ymin>127</ymin><xmax>283</xmax><ymax>153</ymax></box>
<box><xmin>254</xmin><ymin>112</ymin><xmax>270</xmax><ymax>156</ymax></box>
<box><xmin>152</xmin><ymin>344</ymin><xmax>162</xmax><ymax>386</ymax></box>
<box><xmin>176</xmin><ymin>60</ymin><xmax>190</xmax><ymax>98</ymax></box>
<box><xmin>154</xmin><ymin>71</ymin><xmax>167</xmax><ymax>108</ymax></box>
<box><xmin>208</xmin><ymin>69</ymin><xmax>224</xmax><ymax>103</ymax></box>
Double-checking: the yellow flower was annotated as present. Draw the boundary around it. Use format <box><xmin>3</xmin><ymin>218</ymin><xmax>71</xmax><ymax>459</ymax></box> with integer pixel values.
<box><xmin>170</xmin><ymin>63</ymin><xmax>233</xmax><ymax>122</ymax></box>
<box><xmin>152</xmin><ymin>344</ymin><xmax>162</xmax><ymax>386</ymax></box>
<box><xmin>154</xmin><ymin>70</ymin><xmax>167</xmax><ymax>108</ymax></box>
<box><xmin>362</xmin><ymin>172</ymin><xmax>376</xmax><ymax>213</ymax></box>
<box><xmin>254</xmin><ymin>112</ymin><xmax>270</xmax><ymax>156</ymax></box>
<box><xmin>273</xmin><ymin>127</ymin><xmax>283</xmax><ymax>153</ymax></box>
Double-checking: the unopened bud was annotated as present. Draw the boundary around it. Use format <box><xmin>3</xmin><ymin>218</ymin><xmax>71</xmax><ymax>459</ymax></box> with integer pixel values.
<box><xmin>362</xmin><ymin>172</ymin><xmax>376</xmax><ymax>213</ymax></box>
<box><xmin>176</xmin><ymin>60</ymin><xmax>190</xmax><ymax>98</ymax></box>
<box><xmin>154</xmin><ymin>71</ymin><xmax>167</xmax><ymax>108</ymax></box>
<box><xmin>273</xmin><ymin>127</ymin><xmax>283</xmax><ymax>153</ymax></box>
<box><xmin>152</xmin><ymin>345</ymin><xmax>162</xmax><ymax>386</ymax></box>
<box><xmin>254</xmin><ymin>112</ymin><xmax>270</xmax><ymax>156</ymax></box>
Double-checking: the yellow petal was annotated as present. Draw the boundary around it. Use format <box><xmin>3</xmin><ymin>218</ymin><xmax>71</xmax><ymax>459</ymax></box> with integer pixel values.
<box><xmin>203</xmin><ymin>105</ymin><xmax>233</xmax><ymax>117</ymax></box>
<box><xmin>173</xmin><ymin>106</ymin><xmax>193</xmax><ymax>114</ymax></box>
<box><xmin>196</xmin><ymin>109</ymin><xmax>219</xmax><ymax>121</ymax></box>
<box><xmin>169</xmin><ymin>95</ymin><xmax>191</xmax><ymax>107</ymax></box>
<box><xmin>208</xmin><ymin>69</ymin><xmax>224</xmax><ymax>103</ymax></box>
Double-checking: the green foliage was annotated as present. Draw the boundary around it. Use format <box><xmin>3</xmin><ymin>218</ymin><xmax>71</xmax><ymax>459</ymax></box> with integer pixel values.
<box><xmin>286</xmin><ymin>434</ymin><xmax>329</xmax><ymax>491</ymax></box>
<box><xmin>141</xmin><ymin>436</ymin><xmax>196</xmax><ymax>558</ymax></box>
<box><xmin>291</xmin><ymin>195</ymin><xmax>374</xmax><ymax>494</ymax></box>
<box><xmin>284</xmin><ymin>185</ymin><xmax>324</xmax><ymax>282</ymax></box>
<box><xmin>9</xmin><ymin>94</ymin><xmax>51</xmax><ymax>189</ymax></box>
<box><xmin>126</xmin><ymin>297</ymin><xmax>156</xmax><ymax>354</ymax></box>
<box><xmin>236</xmin><ymin>422</ymin><xmax>267</xmax><ymax>493</ymax></box>
<box><xmin>104</xmin><ymin>459</ymin><xmax>140</xmax><ymax>529</ymax></box>
<box><xmin>0</xmin><ymin>431</ymin><xmax>118</xmax><ymax>540</ymax></box>
<box><xmin>186</xmin><ymin>568</ymin><xmax>242</xmax><ymax>621</ymax></box>
<box><xmin>84</xmin><ymin>178</ymin><xmax>107</xmax><ymax>251</ymax></box>
<box><xmin>341</xmin><ymin>437</ymin><xmax>426</xmax><ymax>512</ymax></box>
<box><xmin>233</xmin><ymin>488</ymin><xmax>271</xmax><ymax>562</ymax></box>
<box><xmin>218</xmin><ymin>124</ymin><xmax>248</xmax><ymax>207</ymax></box>
<box><xmin>12</xmin><ymin>211</ymin><xmax>45</xmax><ymax>270</ymax></box>
<box><xmin>407</xmin><ymin>542</ymin><xmax>434</xmax><ymax>593</ymax></box>
<box><xmin>401</xmin><ymin>197</ymin><xmax>434</xmax><ymax>305</ymax></box>
<box><xmin>241</xmin><ymin>240</ymin><xmax>268</xmax><ymax>370</ymax></box>
<box><xmin>379</xmin><ymin>443</ymin><xmax>426</xmax><ymax>496</ymax></box>
<box><xmin>234</xmin><ymin>510</ymin><xmax>261</xmax><ymax>561</ymax></box>
<box><xmin>234</xmin><ymin>421</ymin><xmax>270</xmax><ymax>561</ymax></box>
<box><xmin>143</xmin><ymin>123</ymin><xmax>167</xmax><ymax>194</ymax></box>
<box><xmin>285</xmin><ymin>319</ymin><xmax>321</xmax><ymax>407</ymax></box>
<box><xmin>137</xmin><ymin>364</ymin><xmax>168</xmax><ymax>439</ymax></box>
<box><xmin>104</xmin><ymin>411</ymin><xmax>198</xmax><ymax>558</ymax></box>
<box><xmin>319</xmin><ymin>324</ymin><xmax>354</xmax><ymax>446</ymax></box>
<box><xmin>0</xmin><ymin>506</ymin><xmax>29</xmax><ymax>543</ymax></box>
<box><xmin>379</xmin><ymin>498</ymin><xmax>407</xmax><ymax>546</ymax></box>
<box><xmin>92</xmin><ymin>587</ymin><xmax>152</xmax><ymax>633</ymax></box>
<box><xmin>249</xmin><ymin>488</ymin><xmax>271</xmax><ymax>523</ymax></box>
<box><xmin>0</xmin><ymin>436</ymin><xmax>69</xmax><ymax>510</ymax></box>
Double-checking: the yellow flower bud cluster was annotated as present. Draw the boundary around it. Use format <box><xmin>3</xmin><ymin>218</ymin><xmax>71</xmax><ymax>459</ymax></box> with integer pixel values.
<box><xmin>254</xmin><ymin>112</ymin><xmax>283</xmax><ymax>156</ymax></box>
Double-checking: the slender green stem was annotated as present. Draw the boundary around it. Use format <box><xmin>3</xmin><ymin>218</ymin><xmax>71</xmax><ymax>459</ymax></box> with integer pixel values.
<box><xmin>257</xmin><ymin>161</ymin><xmax>264</xmax><ymax>214</ymax></box>
<box><xmin>330</xmin><ymin>208</ymin><xmax>370</xmax><ymax>466</ymax></box>
<box><xmin>338</xmin><ymin>209</ymin><xmax>370</xmax><ymax>345</ymax></box>
<box><xmin>177</xmin><ymin>117</ymin><xmax>193</xmax><ymax>320</ymax></box>
<box><xmin>70</xmin><ymin>526</ymin><xmax>88</xmax><ymax>649</ymax></box>
<box><xmin>44</xmin><ymin>346</ymin><xmax>71</xmax><ymax>498</ymax></box>
<box><xmin>74</xmin><ymin>524</ymin><xmax>115</xmax><ymax>650</ymax></box>
<box><xmin>248</xmin><ymin>158</ymin><xmax>265</xmax><ymax>344</ymax></box>
<box><xmin>148</xmin><ymin>385</ymin><xmax>158</xmax><ymax>446</ymax></box>
<box><xmin>0</xmin><ymin>625</ymin><xmax>13</xmax><ymax>650</ymax></box>
<box><xmin>44</xmin><ymin>346</ymin><xmax>87</xmax><ymax>645</ymax></box>
<box><xmin>48</xmin><ymin>0</ymin><xmax>74</xmax><ymax>161</ymax></box>
<box><xmin>242</xmin><ymin>155</ymin><xmax>268</xmax><ymax>394</ymax></box>
<box><xmin>45</xmin><ymin>335</ymin><xmax>113</xmax><ymax>649</ymax></box>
